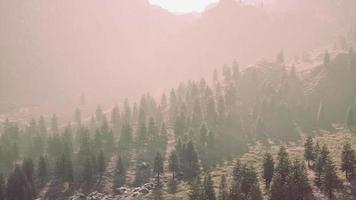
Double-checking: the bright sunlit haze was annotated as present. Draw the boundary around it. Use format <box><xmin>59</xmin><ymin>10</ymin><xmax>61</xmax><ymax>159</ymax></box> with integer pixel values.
<box><xmin>148</xmin><ymin>0</ymin><xmax>219</xmax><ymax>13</ymax></box>
<box><xmin>0</xmin><ymin>1</ymin><xmax>356</xmax><ymax>199</ymax></box>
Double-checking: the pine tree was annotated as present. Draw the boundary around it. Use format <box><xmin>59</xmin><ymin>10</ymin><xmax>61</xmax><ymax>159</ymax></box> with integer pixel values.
<box><xmin>262</xmin><ymin>152</ymin><xmax>274</xmax><ymax>188</ymax></box>
<box><xmin>189</xmin><ymin>177</ymin><xmax>202</xmax><ymax>200</ymax></box>
<box><xmin>276</xmin><ymin>146</ymin><xmax>290</xmax><ymax>181</ymax></box>
<box><xmin>315</xmin><ymin>145</ymin><xmax>330</xmax><ymax>186</ymax></box>
<box><xmin>346</xmin><ymin>106</ymin><xmax>355</xmax><ymax>133</ymax></box>
<box><xmin>304</xmin><ymin>136</ymin><xmax>315</xmax><ymax>167</ymax></box>
<box><xmin>202</xmin><ymin>172</ymin><xmax>216</xmax><ymax>200</ymax></box>
<box><xmin>286</xmin><ymin>159</ymin><xmax>313</xmax><ymax>200</ymax></box>
<box><xmin>341</xmin><ymin>142</ymin><xmax>355</xmax><ymax>181</ymax></box>
<box><xmin>153</xmin><ymin>152</ymin><xmax>164</xmax><ymax>185</ymax></box>
<box><xmin>97</xmin><ymin>151</ymin><xmax>106</xmax><ymax>179</ymax></box>
<box><xmin>114</xmin><ymin>155</ymin><xmax>126</xmax><ymax>188</ymax></box>
<box><xmin>6</xmin><ymin>165</ymin><xmax>32</xmax><ymax>200</ymax></box>
<box><xmin>218</xmin><ymin>174</ymin><xmax>227</xmax><ymax>200</ymax></box>
<box><xmin>168</xmin><ymin>150</ymin><xmax>179</xmax><ymax>180</ymax></box>
<box><xmin>21</xmin><ymin>158</ymin><xmax>35</xmax><ymax>198</ymax></box>
<box><xmin>183</xmin><ymin>141</ymin><xmax>200</xmax><ymax>180</ymax></box>
<box><xmin>321</xmin><ymin>158</ymin><xmax>341</xmax><ymax>199</ymax></box>
<box><xmin>51</xmin><ymin>114</ymin><xmax>58</xmax><ymax>134</ymax></box>
<box><xmin>65</xmin><ymin>156</ymin><xmax>74</xmax><ymax>183</ymax></box>
<box><xmin>96</xmin><ymin>105</ymin><xmax>103</xmax><ymax>122</ymax></box>
<box><xmin>37</xmin><ymin>155</ymin><xmax>48</xmax><ymax>182</ymax></box>
<box><xmin>38</xmin><ymin>116</ymin><xmax>47</xmax><ymax>135</ymax></box>
<box><xmin>230</xmin><ymin>162</ymin><xmax>262</xmax><ymax>200</ymax></box>
<box><xmin>119</xmin><ymin>122</ymin><xmax>133</xmax><ymax>151</ymax></box>
<box><xmin>270</xmin><ymin>147</ymin><xmax>291</xmax><ymax>200</ymax></box>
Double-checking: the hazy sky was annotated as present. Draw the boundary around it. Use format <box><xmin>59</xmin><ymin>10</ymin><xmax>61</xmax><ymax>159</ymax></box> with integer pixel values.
<box><xmin>149</xmin><ymin>0</ymin><xmax>219</xmax><ymax>13</ymax></box>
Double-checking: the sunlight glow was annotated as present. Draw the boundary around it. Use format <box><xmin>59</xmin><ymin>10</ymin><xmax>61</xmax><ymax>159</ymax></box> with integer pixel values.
<box><xmin>148</xmin><ymin>0</ymin><xmax>220</xmax><ymax>13</ymax></box>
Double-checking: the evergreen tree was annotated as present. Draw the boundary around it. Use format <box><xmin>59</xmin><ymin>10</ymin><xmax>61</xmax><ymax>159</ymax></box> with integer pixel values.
<box><xmin>188</xmin><ymin>177</ymin><xmax>202</xmax><ymax>200</ymax></box>
<box><xmin>111</xmin><ymin>105</ymin><xmax>120</xmax><ymax>134</ymax></box>
<box><xmin>96</xmin><ymin>105</ymin><xmax>103</xmax><ymax>122</ymax></box>
<box><xmin>230</xmin><ymin>162</ymin><xmax>262</xmax><ymax>200</ymax></box>
<box><xmin>51</xmin><ymin>114</ymin><xmax>58</xmax><ymax>134</ymax></box>
<box><xmin>37</xmin><ymin>155</ymin><xmax>48</xmax><ymax>182</ymax></box>
<box><xmin>304</xmin><ymin>136</ymin><xmax>315</xmax><ymax>167</ymax></box>
<box><xmin>38</xmin><ymin>116</ymin><xmax>47</xmax><ymax>135</ymax></box>
<box><xmin>153</xmin><ymin>152</ymin><xmax>164</xmax><ymax>185</ymax></box>
<box><xmin>341</xmin><ymin>142</ymin><xmax>355</xmax><ymax>181</ymax></box>
<box><xmin>315</xmin><ymin>145</ymin><xmax>330</xmax><ymax>186</ymax></box>
<box><xmin>218</xmin><ymin>174</ymin><xmax>227</xmax><ymax>200</ymax></box>
<box><xmin>114</xmin><ymin>155</ymin><xmax>126</xmax><ymax>188</ymax></box>
<box><xmin>276</xmin><ymin>146</ymin><xmax>290</xmax><ymax>181</ymax></box>
<box><xmin>346</xmin><ymin>106</ymin><xmax>355</xmax><ymax>133</ymax></box>
<box><xmin>97</xmin><ymin>150</ymin><xmax>106</xmax><ymax>179</ymax></box>
<box><xmin>168</xmin><ymin>150</ymin><xmax>179</xmax><ymax>180</ymax></box>
<box><xmin>6</xmin><ymin>165</ymin><xmax>32</xmax><ymax>200</ymax></box>
<box><xmin>201</xmin><ymin>172</ymin><xmax>216</xmax><ymax>200</ymax></box>
<box><xmin>262</xmin><ymin>152</ymin><xmax>274</xmax><ymax>188</ymax></box>
<box><xmin>183</xmin><ymin>141</ymin><xmax>200</xmax><ymax>180</ymax></box>
<box><xmin>174</xmin><ymin>113</ymin><xmax>186</xmax><ymax>137</ymax></box>
<box><xmin>119</xmin><ymin>122</ymin><xmax>133</xmax><ymax>151</ymax></box>
<box><xmin>286</xmin><ymin>159</ymin><xmax>313</xmax><ymax>200</ymax></box>
<box><xmin>270</xmin><ymin>147</ymin><xmax>291</xmax><ymax>200</ymax></box>
<box><xmin>321</xmin><ymin>158</ymin><xmax>341</xmax><ymax>199</ymax></box>
<box><xmin>21</xmin><ymin>158</ymin><xmax>35</xmax><ymax>198</ymax></box>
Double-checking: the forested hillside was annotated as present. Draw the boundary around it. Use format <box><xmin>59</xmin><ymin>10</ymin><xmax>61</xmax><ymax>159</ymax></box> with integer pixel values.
<box><xmin>1</xmin><ymin>42</ymin><xmax>356</xmax><ymax>200</ymax></box>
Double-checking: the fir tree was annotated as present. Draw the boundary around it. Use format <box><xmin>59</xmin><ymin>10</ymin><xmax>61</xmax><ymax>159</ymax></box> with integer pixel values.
<box><xmin>183</xmin><ymin>141</ymin><xmax>200</xmax><ymax>180</ymax></box>
<box><xmin>168</xmin><ymin>150</ymin><xmax>179</xmax><ymax>180</ymax></box>
<box><xmin>341</xmin><ymin>142</ymin><xmax>355</xmax><ymax>181</ymax></box>
<box><xmin>270</xmin><ymin>147</ymin><xmax>291</xmax><ymax>200</ymax></box>
<box><xmin>96</xmin><ymin>105</ymin><xmax>103</xmax><ymax>122</ymax></box>
<box><xmin>114</xmin><ymin>155</ymin><xmax>126</xmax><ymax>188</ymax></box>
<box><xmin>21</xmin><ymin>158</ymin><xmax>35</xmax><ymax>198</ymax></box>
<box><xmin>189</xmin><ymin>177</ymin><xmax>202</xmax><ymax>200</ymax></box>
<box><xmin>153</xmin><ymin>152</ymin><xmax>164</xmax><ymax>185</ymax></box>
<box><xmin>51</xmin><ymin>114</ymin><xmax>58</xmax><ymax>134</ymax></box>
<box><xmin>304</xmin><ymin>136</ymin><xmax>315</xmax><ymax>167</ymax></box>
<box><xmin>286</xmin><ymin>159</ymin><xmax>313</xmax><ymax>200</ymax></box>
<box><xmin>321</xmin><ymin>158</ymin><xmax>341</xmax><ymax>199</ymax></box>
<box><xmin>37</xmin><ymin>155</ymin><xmax>48</xmax><ymax>182</ymax></box>
<box><xmin>262</xmin><ymin>152</ymin><xmax>274</xmax><ymax>188</ymax></box>
<box><xmin>346</xmin><ymin>106</ymin><xmax>355</xmax><ymax>133</ymax></box>
<box><xmin>276</xmin><ymin>146</ymin><xmax>290</xmax><ymax>181</ymax></box>
<box><xmin>6</xmin><ymin>165</ymin><xmax>32</xmax><ymax>200</ymax></box>
<box><xmin>315</xmin><ymin>145</ymin><xmax>330</xmax><ymax>186</ymax></box>
<box><xmin>97</xmin><ymin>151</ymin><xmax>106</xmax><ymax>179</ymax></box>
<box><xmin>218</xmin><ymin>174</ymin><xmax>227</xmax><ymax>200</ymax></box>
<box><xmin>201</xmin><ymin>172</ymin><xmax>216</xmax><ymax>200</ymax></box>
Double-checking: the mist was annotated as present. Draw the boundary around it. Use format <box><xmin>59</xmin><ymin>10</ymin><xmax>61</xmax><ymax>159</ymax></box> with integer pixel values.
<box><xmin>1</xmin><ymin>0</ymin><xmax>353</xmax><ymax>112</ymax></box>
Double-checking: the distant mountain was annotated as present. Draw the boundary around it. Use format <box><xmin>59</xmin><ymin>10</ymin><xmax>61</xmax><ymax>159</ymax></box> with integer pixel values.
<box><xmin>0</xmin><ymin>0</ymin><xmax>350</xmax><ymax>110</ymax></box>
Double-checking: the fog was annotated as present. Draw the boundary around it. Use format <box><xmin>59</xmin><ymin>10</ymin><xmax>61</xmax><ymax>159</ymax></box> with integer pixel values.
<box><xmin>0</xmin><ymin>0</ymin><xmax>354</xmax><ymax>111</ymax></box>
